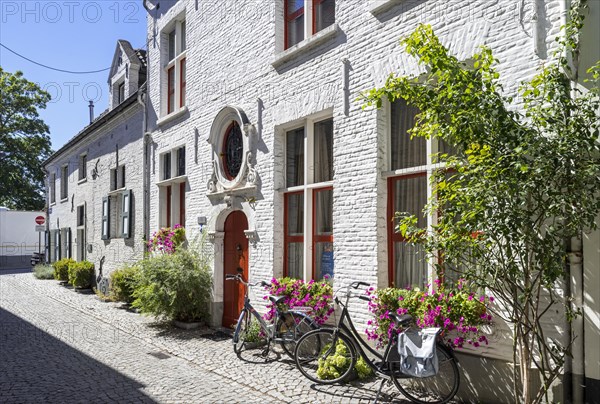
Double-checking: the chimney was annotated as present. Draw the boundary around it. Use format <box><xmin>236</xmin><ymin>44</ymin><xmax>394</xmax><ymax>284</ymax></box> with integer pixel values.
<box><xmin>88</xmin><ymin>101</ymin><xmax>94</xmax><ymax>124</ymax></box>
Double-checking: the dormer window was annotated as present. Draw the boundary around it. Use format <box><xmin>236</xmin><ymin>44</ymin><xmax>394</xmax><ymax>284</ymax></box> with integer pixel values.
<box><xmin>118</xmin><ymin>82</ymin><xmax>125</xmax><ymax>104</ymax></box>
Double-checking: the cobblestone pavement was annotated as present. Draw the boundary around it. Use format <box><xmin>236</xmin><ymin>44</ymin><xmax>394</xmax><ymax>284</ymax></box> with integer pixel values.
<box><xmin>0</xmin><ymin>269</ymin><xmax>410</xmax><ymax>403</ymax></box>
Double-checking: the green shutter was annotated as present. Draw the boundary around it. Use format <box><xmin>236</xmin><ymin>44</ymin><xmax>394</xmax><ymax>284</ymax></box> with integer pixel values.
<box><xmin>102</xmin><ymin>196</ymin><xmax>110</xmax><ymax>240</ymax></box>
<box><xmin>55</xmin><ymin>230</ymin><xmax>61</xmax><ymax>260</ymax></box>
<box><xmin>67</xmin><ymin>228</ymin><xmax>72</xmax><ymax>258</ymax></box>
<box><xmin>122</xmin><ymin>189</ymin><xmax>132</xmax><ymax>238</ymax></box>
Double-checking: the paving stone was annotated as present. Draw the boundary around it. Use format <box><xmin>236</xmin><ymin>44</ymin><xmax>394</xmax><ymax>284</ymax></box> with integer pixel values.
<box><xmin>0</xmin><ymin>271</ymin><xmax>414</xmax><ymax>403</ymax></box>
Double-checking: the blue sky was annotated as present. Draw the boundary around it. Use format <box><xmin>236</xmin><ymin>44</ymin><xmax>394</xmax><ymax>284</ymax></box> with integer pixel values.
<box><xmin>0</xmin><ymin>0</ymin><xmax>147</xmax><ymax>150</ymax></box>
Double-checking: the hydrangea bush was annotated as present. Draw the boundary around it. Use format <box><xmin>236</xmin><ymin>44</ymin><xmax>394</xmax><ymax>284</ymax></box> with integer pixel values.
<box><xmin>365</xmin><ymin>279</ymin><xmax>493</xmax><ymax>349</ymax></box>
<box><xmin>147</xmin><ymin>224</ymin><xmax>186</xmax><ymax>254</ymax></box>
<box><xmin>263</xmin><ymin>277</ymin><xmax>334</xmax><ymax>325</ymax></box>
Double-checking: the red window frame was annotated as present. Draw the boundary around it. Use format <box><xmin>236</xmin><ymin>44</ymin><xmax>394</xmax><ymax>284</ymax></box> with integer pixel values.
<box><xmin>179</xmin><ymin>58</ymin><xmax>186</xmax><ymax>108</ymax></box>
<box><xmin>284</xmin><ymin>0</ymin><xmax>305</xmax><ymax>50</ymax></box>
<box><xmin>312</xmin><ymin>186</ymin><xmax>333</xmax><ymax>280</ymax></box>
<box><xmin>179</xmin><ymin>182</ymin><xmax>185</xmax><ymax>227</ymax></box>
<box><xmin>312</xmin><ymin>0</ymin><xmax>327</xmax><ymax>35</ymax></box>
<box><xmin>167</xmin><ymin>66</ymin><xmax>175</xmax><ymax>114</ymax></box>
<box><xmin>283</xmin><ymin>190</ymin><xmax>304</xmax><ymax>278</ymax></box>
<box><xmin>387</xmin><ymin>173</ymin><xmax>426</xmax><ymax>286</ymax></box>
<box><xmin>166</xmin><ymin>185</ymin><xmax>172</xmax><ymax>228</ymax></box>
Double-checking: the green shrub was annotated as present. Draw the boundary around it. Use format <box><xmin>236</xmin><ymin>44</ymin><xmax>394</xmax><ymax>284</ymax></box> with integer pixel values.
<box><xmin>132</xmin><ymin>243</ymin><xmax>212</xmax><ymax>322</ymax></box>
<box><xmin>68</xmin><ymin>261</ymin><xmax>95</xmax><ymax>289</ymax></box>
<box><xmin>33</xmin><ymin>264</ymin><xmax>54</xmax><ymax>280</ymax></box>
<box><xmin>52</xmin><ymin>258</ymin><xmax>75</xmax><ymax>281</ymax></box>
<box><xmin>110</xmin><ymin>264</ymin><xmax>141</xmax><ymax>303</ymax></box>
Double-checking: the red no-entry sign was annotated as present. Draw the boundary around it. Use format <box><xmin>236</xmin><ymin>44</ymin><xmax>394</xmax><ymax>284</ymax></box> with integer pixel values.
<box><xmin>35</xmin><ymin>216</ymin><xmax>45</xmax><ymax>225</ymax></box>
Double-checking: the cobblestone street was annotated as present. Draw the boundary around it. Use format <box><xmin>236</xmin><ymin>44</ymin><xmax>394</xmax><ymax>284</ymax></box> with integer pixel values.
<box><xmin>0</xmin><ymin>269</ymin><xmax>408</xmax><ymax>403</ymax></box>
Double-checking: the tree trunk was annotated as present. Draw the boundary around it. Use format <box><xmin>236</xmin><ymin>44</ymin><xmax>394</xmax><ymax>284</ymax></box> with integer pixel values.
<box><xmin>519</xmin><ymin>329</ymin><xmax>532</xmax><ymax>404</ymax></box>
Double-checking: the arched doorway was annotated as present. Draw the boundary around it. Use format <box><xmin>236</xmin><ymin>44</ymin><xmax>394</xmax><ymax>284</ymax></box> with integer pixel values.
<box><xmin>222</xmin><ymin>210</ymin><xmax>248</xmax><ymax>327</ymax></box>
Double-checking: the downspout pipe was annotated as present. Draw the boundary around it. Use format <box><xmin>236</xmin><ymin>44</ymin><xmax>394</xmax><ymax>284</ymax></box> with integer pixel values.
<box><xmin>136</xmin><ymin>86</ymin><xmax>148</xmax><ymax>243</ymax></box>
<box><xmin>560</xmin><ymin>0</ymin><xmax>586</xmax><ymax>403</ymax></box>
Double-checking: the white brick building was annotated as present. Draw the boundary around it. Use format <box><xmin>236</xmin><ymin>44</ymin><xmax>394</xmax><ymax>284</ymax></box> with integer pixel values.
<box><xmin>44</xmin><ymin>40</ymin><xmax>147</xmax><ymax>279</ymax></box>
<box><xmin>142</xmin><ymin>0</ymin><xmax>599</xmax><ymax>401</ymax></box>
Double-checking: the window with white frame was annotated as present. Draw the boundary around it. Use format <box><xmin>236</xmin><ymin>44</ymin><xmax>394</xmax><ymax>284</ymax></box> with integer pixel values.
<box><xmin>101</xmin><ymin>189</ymin><xmax>132</xmax><ymax>240</ymax></box>
<box><xmin>76</xmin><ymin>203</ymin><xmax>86</xmax><ymax>260</ymax></box>
<box><xmin>164</xmin><ymin>20</ymin><xmax>186</xmax><ymax>115</ymax></box>
<box><xmin>78</xmin><ymin>154</ymin><xmax>87</xmax><ymax>181</ymax></box>
<box><xmin>118</xmin><ymin>82</ymin><xmax>125</xmax><ymax>104</ymax></box>
<box><xmin>283</xmin><ymin>117</ymin><xmax>333</xmax><ymax>281</ymax></box>
<box><xmin>158</xmin><ymin>147</ymin><xmax>186</xmax><ymax>228</ymax></box>
<box><xmin>387</xmin><ymin>99</ymin><xmax>458</xmax><ymax>289</ymax></box>
<box><xmin>50</xmin><ymin>173</ymin><xmax>56</xmax><ymax>204</ymax></box>
<box><xmin>284</xmin><ymin>0</ymin><xmax>335</xmax><ymax>50</ymax></box>
<box><xmin>60</xmin><ymin>165</ymin><xmax>68</xmax><ymax>200</ymax></box>
<box><xmin>110</xmin><ymin>165</ymin><xmax>126</xmax><ymax>191</ymax></box>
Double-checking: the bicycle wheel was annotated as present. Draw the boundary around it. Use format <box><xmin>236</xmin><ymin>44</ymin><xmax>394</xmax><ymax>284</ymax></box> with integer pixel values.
<box><xmin>391</xmin><ymin>343</ymin><xmax>460</xmax><ymax>404</ymax></box>
<box><xmin>277</xmin><ymin>311</ymin><xmax>318</xmax><ymax>359</ymax></box>
<box><xmin>233</xmin><ymin>309</ymin><xmax>251</xmax><ymax>355</ymax></box>
<box><xmin>294</xmin><ymin>329</ymin><xmax>357</xmax><ymax>385</ymax></box>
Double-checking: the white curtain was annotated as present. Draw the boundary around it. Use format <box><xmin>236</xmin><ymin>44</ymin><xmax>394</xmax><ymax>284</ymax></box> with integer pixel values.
<box><xmin>393</xmin><ymin>176</ymin><xmax>427</xmax><ymax>288</ymax></box>
<box><xmin>314</xmin><ymin>119</ymin><xmax>333</xmax><ymax>183</ymax></box>
<box><xmin>391</xmin><ymin>99</ymin><xmax>425</xmax><ymax>170</ymax></box>
<box><xmin>286</xmin><ymin>128</ymin><xmax>304</xmax><ymax>187</ymax></box>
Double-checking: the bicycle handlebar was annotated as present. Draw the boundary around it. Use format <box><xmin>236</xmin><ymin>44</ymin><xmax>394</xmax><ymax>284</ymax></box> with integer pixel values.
<box><xmin>224</xmin><ymin>274</ymin><xmax>268</xmax><ymax>288</ymax></box>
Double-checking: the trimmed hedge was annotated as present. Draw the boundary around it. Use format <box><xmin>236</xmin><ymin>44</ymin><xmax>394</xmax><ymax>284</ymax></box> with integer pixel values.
<box><xmin>52</xmin><ymin>258</ymin><xmax>75</xmax><ymax>282</ymax></box>
<box><xmin>68</xmin><ymin>261</ymin><xmax>95</xmax><ymax>289</ymax></box>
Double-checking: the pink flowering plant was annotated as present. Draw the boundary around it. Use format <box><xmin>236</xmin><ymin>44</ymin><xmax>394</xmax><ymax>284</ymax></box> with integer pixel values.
<box><xmin>365</xmin><ymin>279</ymin><xmax>493</xmax><ymax>349</ymax></box>
<box><xmin>263</xmin><ymin>277</ymin><xmax>334</xmax><ymax>325</ymax></box>
<box><xmin>147</xmin><ymin>225</ymin><xmax>186</xmax><ymax>254</ymax></box>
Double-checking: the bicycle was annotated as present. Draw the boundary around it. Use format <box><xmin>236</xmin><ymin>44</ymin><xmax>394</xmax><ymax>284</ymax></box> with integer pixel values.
<box><xmin>293</xmin><ymin>281</ymin><xmax>460</xmax><ymax>404</ymax></box>
<box><xmin>225</xmin><ymin>270</ymin><xmax>319</xmax><ymax>358</ymax></box>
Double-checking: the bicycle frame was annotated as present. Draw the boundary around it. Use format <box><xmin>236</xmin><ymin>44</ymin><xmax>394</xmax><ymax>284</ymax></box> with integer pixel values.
<box><xmin>330</xmin><ymin>295</ymin><xmax>397</xmax><ymax>379</ymax></box>
<box><xmin>230</xmin><ymin>276</ymin><xmax>317</xmax><ymax>348</ymax></box>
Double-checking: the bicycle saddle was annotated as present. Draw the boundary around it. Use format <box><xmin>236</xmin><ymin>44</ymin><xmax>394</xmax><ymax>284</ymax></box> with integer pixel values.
<box><xmin>268</xmin><ymin>295</ymin><xmax>287</xmax><ymax>305</ymax></box>
<box><xmin>389</xmin><ymin>313</ymin><xmax>413</xmax><ymax>327</ymax></box>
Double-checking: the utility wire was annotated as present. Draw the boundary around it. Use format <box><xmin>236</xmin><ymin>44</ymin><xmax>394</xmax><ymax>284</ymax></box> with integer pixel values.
<box><xmin>1</xmin><ymin>42</ymin><xmax>148</xmax><ymax>75</ymax></box>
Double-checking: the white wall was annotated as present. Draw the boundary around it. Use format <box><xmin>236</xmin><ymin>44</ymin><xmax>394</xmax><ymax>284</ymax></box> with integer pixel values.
<box><xmin>0</xmin><ymin>210</ymin><xmax>45</xmax><ymax>268</ymax></box>
<box><xmin>46</xmin><ymin>102</ymin><xmax>145</xmax><ymax>276</ymax></box>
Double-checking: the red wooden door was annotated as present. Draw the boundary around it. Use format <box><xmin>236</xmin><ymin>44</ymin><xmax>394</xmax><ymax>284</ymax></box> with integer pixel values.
<box><xmin>222</xmin><ymin>210</ymin><xmax>249</xmax><ymax>328</ymax></box>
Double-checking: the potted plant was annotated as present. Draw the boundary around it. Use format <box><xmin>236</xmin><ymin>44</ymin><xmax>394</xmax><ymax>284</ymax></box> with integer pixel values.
<box><xmin>67</xmin><ymin>260</ymin><xmax>95</xmax><ymax>291</ymax></box>
<box><xmin>52</xmin><ymin>258</ymin><xmax>75</xmax><ymax>285</ymax></box>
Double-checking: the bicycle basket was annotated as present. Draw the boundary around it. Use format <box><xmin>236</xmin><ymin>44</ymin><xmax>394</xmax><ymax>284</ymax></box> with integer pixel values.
<box><xmin>397</xmin><ymin>327</ymin><xmax>440</xmax><ymax>378</ymax></box>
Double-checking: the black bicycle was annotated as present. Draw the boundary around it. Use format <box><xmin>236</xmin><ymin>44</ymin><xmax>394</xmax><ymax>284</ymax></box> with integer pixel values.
<box><xmin>293</xmin><ymin>281</ymin><xmax>460</xmax><ymax>404</ymax></box>
<box><xmin>226</xmin><ymin>270</ymin><xmax>319</xmax><ymax>358</ymax></box>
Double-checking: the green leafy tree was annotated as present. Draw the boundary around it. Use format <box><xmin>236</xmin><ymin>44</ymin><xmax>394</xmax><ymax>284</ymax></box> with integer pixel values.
<box><xmin>0</xmin><ymin>68</ymin><xmax>52</xmax><ymax>210</ymax></box>
<box><xmin>363</xmin><ymin>7</ymin><xmax>599</xmax><ymax>404</ymax></box>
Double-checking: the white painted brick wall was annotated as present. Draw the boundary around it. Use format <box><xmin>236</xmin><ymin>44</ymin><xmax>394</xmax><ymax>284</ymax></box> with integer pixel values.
<box><xmin>145</xmin><ymin>0</ymin><xmax>566</xmax><ymax>354</ymax></box>
<box><xmin>46</xmin><ymin>103</ymin><xmax>145</xmax><ymax>277</ymax></box>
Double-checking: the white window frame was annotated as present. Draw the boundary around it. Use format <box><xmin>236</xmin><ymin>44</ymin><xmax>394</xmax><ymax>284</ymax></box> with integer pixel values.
<box><xmin>60</xmin><ymin>165</ymin><xmax>68</xmax><ymax>201</ymax></box>
<box><xmin>163</xmin><ymin>19</ymin><xmax>187</xmax><ymax>118</ymax></box>
<box><xmin>383</xmin><ymin>99</ymin><xmax>452</xmax><ymax>289</ymax></box>
<box><xmin>281</xmin><ymin>113</ymin><xmax>334</xmax><ymax>281</ymax></box>
<box><xmin>157</xmin><ymin>146</ymin><xmax>187</xmax><ymax>229</ymax></box>
<box><xmin>49</xmin><ymin>173</ymin><xmax>56</xmax><ymax>205</ymax></box>
<box><xmin>109</xmin><ymin>165</ymin><xmax>126</xmax><ymax>192</ymax></box>
<box><xmin>78</xmin><ymin>153</ymin><xmax>87</xmax><ymax>182</ymax></box>
<box><xmin>283</xmin><ymin>0</ymin><xmax>335</xmax><ymax>50</ymax></box>
<box><xmin>118</xmin><ymin>81</ymin><xmax>126</xmax><ymax>104</ymax></box>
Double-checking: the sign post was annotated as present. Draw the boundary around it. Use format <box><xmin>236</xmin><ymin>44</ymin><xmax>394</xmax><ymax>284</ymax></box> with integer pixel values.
<box><xmin>35</xmin><ymin>216</ymin><xmax>45</xmax><ymax>255</ymax></box>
